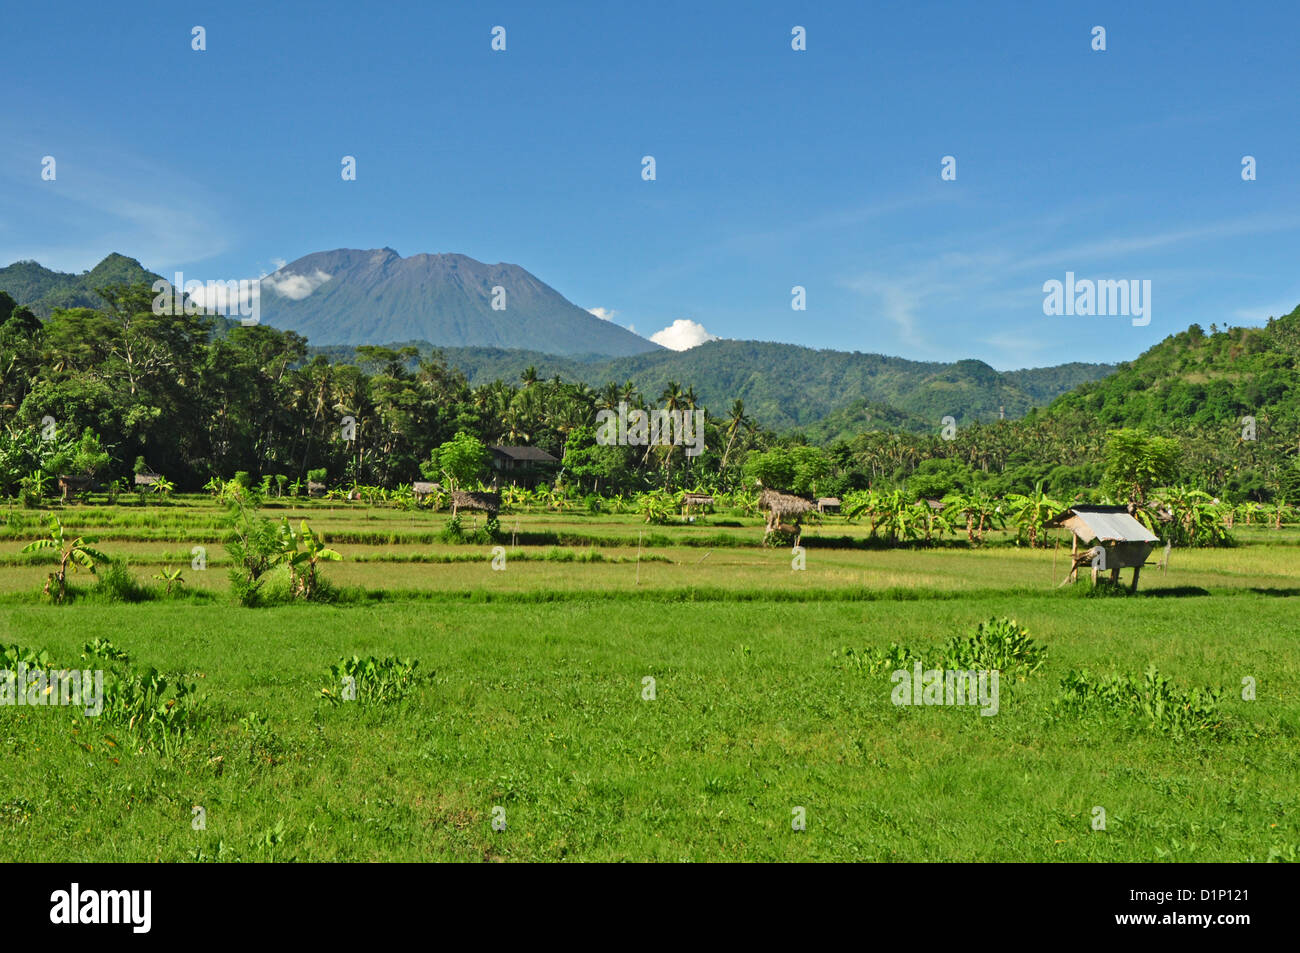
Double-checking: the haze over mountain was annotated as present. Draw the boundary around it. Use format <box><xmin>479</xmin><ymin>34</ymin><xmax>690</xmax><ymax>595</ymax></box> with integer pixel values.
<box><xmin>258</xmin><ymin>248</ymin><xmax>659</xmax><ymax>357</ymax></box>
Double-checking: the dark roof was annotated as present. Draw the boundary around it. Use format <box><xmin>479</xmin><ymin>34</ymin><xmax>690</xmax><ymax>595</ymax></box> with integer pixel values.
<box><xmin>490</xmin><ymin>446</ymin><xmax>558</xmax><ymax>463</ymax></box>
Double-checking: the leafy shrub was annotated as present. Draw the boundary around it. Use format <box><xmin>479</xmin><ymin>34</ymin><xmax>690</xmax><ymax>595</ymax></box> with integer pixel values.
<box><xmin>320</xmin><ymin>655</ymin><xmax>425</xmax><ymax>708</ymax></box>
<box><xmin>832</xmin><ymin>641</ymin><xmax>918</xmax><ymax>674</ymax></box>
<box><xmin>91</xmin><ymin>558</ymin><xmax>150</xmax><ymax>603</ymax></box>
<box><xmin>100</xmin><ymin>666</ymin><xmax>204</xmax><ymax>755</ymax></box>
<box><xmin>440</xmin><ymin>513</ymin><xmax>465</xmax><ymax>542</ymax></box>
<box><xmin>82</xmin><ymin>637</ymin><xmax>130</xmax><ymax>664</ymax></box>
<box><xmin>0</xmin><ymin>642</ymin><xmax>52</xmax><ymax>670</ymax></box>
<box><xmin>1055</xmin><ymin>664</ymin><xmax>1224</xmax><ymax>737</ymax></box>
<box><xmin>940</xmin><ymin>618</ymin><xmax>1047</xmax><ymax>679</ymax></box>
<box><xmin>834</xmin><ymin>618</ymin><xmax>1046</xmax><ymax>681</ymax></box>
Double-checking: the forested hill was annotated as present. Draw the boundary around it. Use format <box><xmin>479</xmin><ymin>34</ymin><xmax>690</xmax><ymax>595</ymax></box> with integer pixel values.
<box><xmin>0</xmin><ymin>255</ymin><xmax>162</xmax><ymax>317</ymax></box>
<box><xmin>1036</xmin><ymin>306</ymin><xmax>1300</xmax><ymax>437</ymax></box>
<box><xmin>314</xmin><ymin>340</ymin><xmax>1116</xmax><ymax>433</ymax></box>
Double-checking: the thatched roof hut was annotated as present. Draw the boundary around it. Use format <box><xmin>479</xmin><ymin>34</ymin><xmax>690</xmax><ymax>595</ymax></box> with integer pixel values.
<box><xmin>412</xmin><ymin>481</ymin><xmax>439</xmax><ymax>501</ymax></box>
<box><xmin>816</xmin><ymin>496</ymin><xmax>841</xmax><ymax>513</ymax></box>
<box><xmin>681</xmin><ymin>492</ymin><xmax>714</xmax><ymax>514</ymax></box>
<box><xmin>134</xmin><ymin>472</ymin><xmax>161</xmax><ymax>487</ymax></box>
<box><xmin>759</xmin><ymin>488</ymin><xmax>815</xmax><ymax>519</ymax></box>
<box><xmin>450</xmin><ymin>489</ymin><xmax>500</xmax><ymax>516</ymax></box>
<box><xmin>759</xmin><ymin>488</ymin><xmax>815</xmax><ymax>546</ymax></box>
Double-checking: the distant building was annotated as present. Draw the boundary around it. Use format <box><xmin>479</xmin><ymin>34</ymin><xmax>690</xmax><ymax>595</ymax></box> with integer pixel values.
<box><xmin>489</xmin><ymin>445</ymin><xmax>559</xmax><ymax>487</ymax></box>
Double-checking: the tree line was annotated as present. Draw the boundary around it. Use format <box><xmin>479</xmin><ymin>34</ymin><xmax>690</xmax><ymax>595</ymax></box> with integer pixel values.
<box><xmin>2</xmin><ymin>282</ymin><xmax>1299</xmax><ymax>507</ymax></box>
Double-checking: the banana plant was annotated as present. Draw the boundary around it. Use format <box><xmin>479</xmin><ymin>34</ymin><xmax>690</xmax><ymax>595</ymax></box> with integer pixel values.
<box><xmin>21</xmin><ymin>516</ymin><xmax>110</xmax><ymax>603</ymax></box>
<box><xmin>273</xmin><ymin>519</ymin><xmax>342</xmax><ymax>600</ymax></box>
<box><xmin>154</xmin><ymin>566</ymin><xmax>185</xmax><ymax>595</ymax></box>
<box><xmin>1005</xmin><ymin>482</ymin><xmax>1062</xmax><ymax>548</ymax></box>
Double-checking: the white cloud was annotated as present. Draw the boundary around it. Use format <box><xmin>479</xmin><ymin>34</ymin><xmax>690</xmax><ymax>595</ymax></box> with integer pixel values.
<box><xmin>587</xmin><ymin>306</ymin><xmax>618</xmax><ymax>321</ymax></box>
<box><xmin>649</xmin><ymin>318</ymin><xmax>719</xmax><ymax>351</ymax></box>
<box><xmin>263</xmin><ymin>267</ymin><xmax>332</xmax><ymax>300</ymax></box>
<box><xmin>183</xmin><ymin>278</ymin><xmax>259</xmax><ymax>314</ymax></box>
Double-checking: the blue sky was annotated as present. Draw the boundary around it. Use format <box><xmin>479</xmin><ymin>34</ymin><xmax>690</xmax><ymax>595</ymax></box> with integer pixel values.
<box><xmin>3</xmin><ymin>0</ymin><xmax>1298</xmax><ymax>368</ymax></box>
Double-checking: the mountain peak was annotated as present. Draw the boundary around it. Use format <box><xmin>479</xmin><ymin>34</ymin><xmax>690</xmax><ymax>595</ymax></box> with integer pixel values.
<box><xmin>259</xmin><ymin>248</ymin><xmax>657</xmax><ymax>357</ymax></box>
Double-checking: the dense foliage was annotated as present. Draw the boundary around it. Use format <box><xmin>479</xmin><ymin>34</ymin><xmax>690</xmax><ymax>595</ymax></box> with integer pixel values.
<box><xmin>2</xmin><ymin>279</ymin><xmax>1299</xmax><ymax>517</ymax></box>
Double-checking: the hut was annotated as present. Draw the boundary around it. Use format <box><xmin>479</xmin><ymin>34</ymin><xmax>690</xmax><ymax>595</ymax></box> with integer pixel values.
<box><xmin>489</xmin><ymin>446</ymin><xmax>559</xmax><ymax>488</ymax></box>
<box><xmin>412</xmin><ymin>481</ymin><xmax>440</xmax><ymax>503</ymax></box>
<box><xmin>450</xmin><ymin>489</ymin><xmax>501</xmax><ymax>518</ymax></box>
<box><xmin>134</xmin><ymin>472</ymin><xmax>162</xmax><ymax>488</ymax></box>
<box><xmin>681</xmin><ymin>492</ymin><xmax>714</xmax><ymax>517</ymax></box>
<box><xmin>307</xmin><ymin>481</ymin><xmax>326</xmax><ymax>498</ymax></box>
<box><xmin>759</xmin><ymin>487</ymin><xmax>815</xmax><ymax>547</ymax></box>
<box><xmin>1053</xmin><ymin>505</ymin><xmax>1160</xmax><ymax>591</ymax></box>
<box><xmin>816</xmin><ymin>497</ymin><xmax>841</xmax><ymax>514</ymax></box>
<box><xmin>57</xmin><ymin>474</ymin><xmax>93</xmax><ymax>503</ymax></box>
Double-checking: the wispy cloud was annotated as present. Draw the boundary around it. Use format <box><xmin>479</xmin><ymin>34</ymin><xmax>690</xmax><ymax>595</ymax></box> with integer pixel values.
<box><xmin>0</xmin><ymin>134</ymin><xmax>231</xmax><ymax>272</ymax></box>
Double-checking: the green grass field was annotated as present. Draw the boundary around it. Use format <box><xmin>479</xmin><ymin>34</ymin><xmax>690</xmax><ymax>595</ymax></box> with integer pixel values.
<box><xmin>1</xmin><ymin>497</ymin><xmax>1297</xmax><ymax>861</ymax></box>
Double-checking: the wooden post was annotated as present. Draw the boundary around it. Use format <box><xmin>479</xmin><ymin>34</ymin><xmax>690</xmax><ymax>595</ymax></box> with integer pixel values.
<box><xmin>1130</xmin><ymin>565</ymin><xmax>1141</xmax><ymax>592</ymax></box>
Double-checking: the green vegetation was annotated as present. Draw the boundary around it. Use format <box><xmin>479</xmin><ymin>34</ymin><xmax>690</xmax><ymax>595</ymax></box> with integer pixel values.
<box><xmin>1</xmin><ymin>270</ymin><xmax>1298</xmax><ymax>862</ymax></box>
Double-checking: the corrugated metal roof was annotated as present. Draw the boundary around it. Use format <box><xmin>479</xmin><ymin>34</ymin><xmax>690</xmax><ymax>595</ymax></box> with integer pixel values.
<box><xmin>1064</xmin><ymin>508</ymin><xmax>1159</xmax><ymax>543</ymax></box>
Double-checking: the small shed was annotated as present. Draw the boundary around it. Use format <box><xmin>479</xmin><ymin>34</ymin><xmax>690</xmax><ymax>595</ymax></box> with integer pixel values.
<box><xmin>134</xmin><ymin>472</ymin><xmax>162</xmax><ymax>488</ymax></box>
<box><xmin>1053</xmin><ymin>505</ymin><xmax>1160</xmax><ymax>591</ymax></box>
<box><xmin>816</xmin><ymin>496</ymin><xmax>841</xmax><ymax>514</ymax></box>
<box><xmin>489</xmin><ymin>446</ymin><xmax>559</xmax><ymax>487</ymax></box>
<box><xmin>412</xmin><ymin>481</ymin><xmax>440</xmax><ymax>502</ymax></box>
<box><xmin>57</xmin><ymin>474</ymin><xmax>93</xmax><ymax>502</ymax></box>
<box><xmin>307</xmin><ymin>481</ymin><xmax>326</xmax><ymax>498</ymax></box>
<box><xmin>681</xmin><ymin>492</ymin><xmax>714</xmax><ymax>516</ymax></box>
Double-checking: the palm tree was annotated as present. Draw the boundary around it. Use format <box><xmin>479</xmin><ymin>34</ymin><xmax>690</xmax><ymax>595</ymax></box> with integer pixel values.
<box><xmin>719</xmin><ymin>399</ymin><xmax>753</xmax><ymax>474</ymax></box>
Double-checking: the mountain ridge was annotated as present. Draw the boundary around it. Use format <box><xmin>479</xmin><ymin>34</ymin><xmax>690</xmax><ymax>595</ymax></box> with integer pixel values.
<box><xmin>257</xmin><ymin>247</ymin><xmax>659</xmax><ymax>357</ymax></box>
